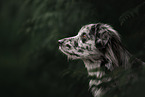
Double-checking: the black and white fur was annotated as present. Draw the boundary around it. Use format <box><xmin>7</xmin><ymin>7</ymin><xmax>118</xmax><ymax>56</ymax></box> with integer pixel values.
<box><xmin>58</xmin><ymin>23</ymin><xmax>144</xmax><ymax>97</ymax></box>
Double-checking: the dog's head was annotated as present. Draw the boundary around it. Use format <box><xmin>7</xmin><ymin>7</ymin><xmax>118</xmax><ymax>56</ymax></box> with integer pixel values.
<box><xmin>58</xmin><ymin>23</ymin><xmax>120</xmax><ymax>60</ymax></box>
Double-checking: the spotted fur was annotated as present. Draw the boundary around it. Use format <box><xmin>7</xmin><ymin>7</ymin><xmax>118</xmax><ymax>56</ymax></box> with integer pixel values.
<box><xmin>58</xmin><ymin>23</ymin><xmax>145</xmax><ymax>97</ymax></box>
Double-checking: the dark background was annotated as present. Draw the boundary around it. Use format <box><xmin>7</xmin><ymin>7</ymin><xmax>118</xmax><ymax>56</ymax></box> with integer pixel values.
<box><xmin>0</xmin><ymin>0</ymin><xmax>145</xmax><ymax>97</ymax></box>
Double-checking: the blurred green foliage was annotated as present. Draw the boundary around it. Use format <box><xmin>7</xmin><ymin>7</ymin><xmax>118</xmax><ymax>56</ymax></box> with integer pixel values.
<box><xmin>0</xmin><ymin>0</ymin><xmax>145</xmax><ymax>97</ymax></box>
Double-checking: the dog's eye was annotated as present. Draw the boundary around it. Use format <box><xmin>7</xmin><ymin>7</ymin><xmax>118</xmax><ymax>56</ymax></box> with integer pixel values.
<box><xmin>81</xmin><ymin>33</ymin><xmax>87</xmax><ymax>43</ymax></box>
<box><xmin>81</xmin><ymin>33</ymin><xmax>87</xmax><ymax>39</ymax></box>
<box><xmin>82</xmin><ymin>34</ymin><xmax>87</xmax><ymax>38</ymax></box>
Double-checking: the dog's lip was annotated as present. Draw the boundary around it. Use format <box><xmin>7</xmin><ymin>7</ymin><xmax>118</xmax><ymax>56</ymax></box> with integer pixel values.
<box><xmin>59</xmin><ymin>46</ymin><xmax>67</xmax><ymax>53</ymax></box>
<box><xmin>59</xmin><ymin>44</ymin><xmax>70</xmax><ymax>50</ymax></box>
<box><xmin>59</xmin><ymin>46</ymin><xmax>80</xmax><ymax>59</ymax></box>
<box><xmin>59</xmin><ymin>46</ymin><xmax>69</xmax><ymax>54</ymax></box>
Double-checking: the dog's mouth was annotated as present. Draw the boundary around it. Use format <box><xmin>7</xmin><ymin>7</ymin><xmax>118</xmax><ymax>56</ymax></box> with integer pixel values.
<box><xmin>59</xmin><ymin>46</ymin><xmax>80</xmax><ymax>59</ymax></box>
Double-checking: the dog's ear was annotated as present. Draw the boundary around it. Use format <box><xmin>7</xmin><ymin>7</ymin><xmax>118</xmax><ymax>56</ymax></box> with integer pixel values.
<box><xmin>95</xmin><ymin>31</ymin><xmax>110</xmax><ymax>49</ymax></box>
<box><xmin>90</xmin><ymin>24</ymin><xmax>110</xmax><ymax>49</ymax></box>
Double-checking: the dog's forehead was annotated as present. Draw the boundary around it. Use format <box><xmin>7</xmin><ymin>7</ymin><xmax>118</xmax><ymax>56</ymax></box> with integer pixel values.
<box><xmin>78</xmin><ymin>24</ymin><xmax>95</xmax><ymax>35</ymax></box>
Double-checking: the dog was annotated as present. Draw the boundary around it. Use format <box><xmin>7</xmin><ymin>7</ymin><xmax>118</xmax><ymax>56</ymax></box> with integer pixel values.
<box><xmin>58</xmin><ymin>23</ymin><xmax>145</xmax><ymax>97</ymax></box>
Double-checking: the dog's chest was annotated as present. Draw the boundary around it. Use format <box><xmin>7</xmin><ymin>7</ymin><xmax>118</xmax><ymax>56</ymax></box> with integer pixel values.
<box><xmin>83</xmin><ymin>60</ymin><xmax>109</xmax><ymax>97</ymax></box>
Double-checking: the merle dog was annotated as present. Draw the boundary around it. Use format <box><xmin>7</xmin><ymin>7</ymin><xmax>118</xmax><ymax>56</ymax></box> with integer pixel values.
<box><xmin>58</xmin><ymin>23</ymin><xmax>145</xmax><ymax>97</ymax></box>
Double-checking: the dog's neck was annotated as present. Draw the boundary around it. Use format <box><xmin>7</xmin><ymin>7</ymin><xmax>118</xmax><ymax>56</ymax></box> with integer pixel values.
<box><xmin>83</xmin><ymin>56</ymin><xmax>113</xmax><ymax>72</ymax></box>
<box><xmin>82</xmin><ymin>57</ymin><xmax>111</xmax><ymax>97</ymax></box>
<box><xmin>83</xmin><ymin>58</ymin><xmax>101</xmax><ymax>72</ymax></box>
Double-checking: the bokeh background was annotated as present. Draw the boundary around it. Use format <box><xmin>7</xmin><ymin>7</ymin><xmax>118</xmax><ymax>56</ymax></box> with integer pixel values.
<box><xmin>0</xmin><ymin>0</ymin><xmax>145</xmax><ymax>97</ymax></box>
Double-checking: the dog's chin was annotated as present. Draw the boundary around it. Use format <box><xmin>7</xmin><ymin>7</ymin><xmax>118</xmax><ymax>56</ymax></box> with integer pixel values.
<box><xmin>59</xmin><ymin>46</ymin><xmax>80</xmax><ymax>60</ymax></box>
<box><xmin>67</xmin><ymin>55</ymin><xmax>80</xmax><ymax>60</ymax></box>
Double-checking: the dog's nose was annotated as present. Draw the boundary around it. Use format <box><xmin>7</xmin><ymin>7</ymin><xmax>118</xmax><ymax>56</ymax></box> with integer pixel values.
<box><xmin>58</xmin><ymin>39</ymin><xmax>64</xmax><ymax>46</ymax></box>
